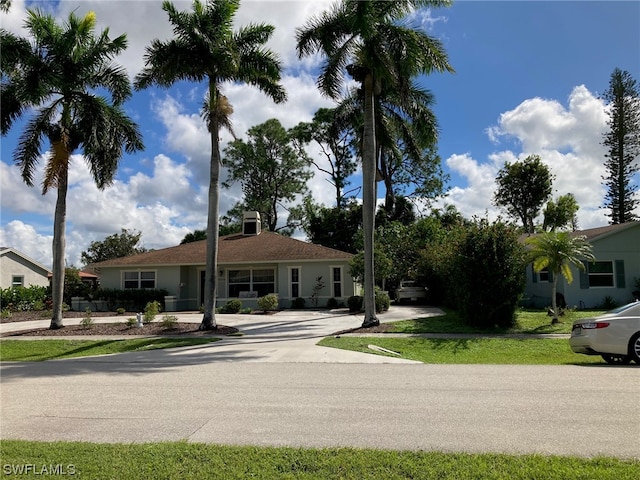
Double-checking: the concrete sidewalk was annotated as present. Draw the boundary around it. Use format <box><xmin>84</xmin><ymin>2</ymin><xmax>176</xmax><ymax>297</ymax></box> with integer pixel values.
<box><xmin>0</xmin><ymin>305</ymin><xmax>446</xmax><ymax>363</ymax></box>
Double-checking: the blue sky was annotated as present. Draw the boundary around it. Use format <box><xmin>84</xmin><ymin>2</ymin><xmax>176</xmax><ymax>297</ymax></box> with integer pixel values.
<box><xmin>1</xmin><ymin>0</ymin><xmax>639</xmax><ymax>268</ymax></box>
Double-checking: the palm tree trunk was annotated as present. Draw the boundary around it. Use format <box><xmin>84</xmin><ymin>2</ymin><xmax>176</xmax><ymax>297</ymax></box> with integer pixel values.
<box><xmin>361</xmin><ymin>72</ymin><xmax>379</xmax><ymax>327</ymax></box>
<box><xmin>550</xmin><ymin>274</ymin><xmax>559</xmax><ymax>324</ymax></box>
<box><xmin>200</xmin><ymin>82</ymin><xmax>221</xmax><ymax>331</ymax></box>
<box><xmin>50</xmin><ymin>169</ymin><xmax>67</xmax><ymax>329</ymax></box>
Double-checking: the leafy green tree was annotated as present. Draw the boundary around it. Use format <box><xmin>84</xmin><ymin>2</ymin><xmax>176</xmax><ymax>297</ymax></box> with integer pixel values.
<box><xmin>602</xmin><ymin>68</ymin><xmax>640</xmax><ymax>224</ymax></box>
<box><xmin>222</xmin><ymin>118</ymin><xmax>313</xmax><ymax>234</ymax></box>
<box><xmin>1</xmin><ymin>10</ymin><xmax>143</xmax><ymax>329</ymax></box>
<box><xmin>135</xmin><ymin>0</ymin><xmax>286</xmax><ymax>330</ymax></box>
<box><xmin>290</xmin><ymin>108</ymin><xmax>358</xmax><ymax>209</ymax></box>
<box><xmin>303</xmin><ymin>202</ymin><xmax>362</xmax><ymax>253</ymax></box>
<box><xmin>180</xmin><ymin>229</ymin><xmax>207</xmax><ymax>244</ymax></box>
<box><xmin>296</xmin><ymin>0</ymin><xmax>453</xmax><ymax>327</ymax></box>
<box><xmin>340</xmin><ymin>80</ymin><xmax>447</xmax><ymax>214</ymax></box>
<box><xmin>81</xmin><ymin>229</ymin><xmax>147</xmax><ymax>265</ymax></box>
<box><xmin>493</xmin><ymin>154</ymin><xmax>553</xmax><ymax>233</ymax></box>
<box><xmin>526</xmin><ymin>231</ymin><xmax>595</xmax><ymax>323</ymax></box>
<box><xmin>543</xmin><ymin>193</ymin><xmax>579</xmax><ymax>232</ymax></box>
<box><xmin>349</xmin><ymin>248</ymin><xmax>393</xmax><ymax>291</ymax></box>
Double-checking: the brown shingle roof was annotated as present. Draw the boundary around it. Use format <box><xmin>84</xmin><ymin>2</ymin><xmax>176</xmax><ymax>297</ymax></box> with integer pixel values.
<box><xmin>90</xmin><ymin>231</ymin><xmax>353</xmax><ymax>268</ymax></box>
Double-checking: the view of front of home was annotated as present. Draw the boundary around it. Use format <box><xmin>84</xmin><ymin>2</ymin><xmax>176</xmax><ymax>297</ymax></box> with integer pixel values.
<box><xmin>523</xmin><ymin>222</ymin><xmax>640</xmax><ymax>309</ymax></box>
<box><xmin>88</xmin><ymin>213</ymin><xmax>356</xmax><ymax>311</ymax></box>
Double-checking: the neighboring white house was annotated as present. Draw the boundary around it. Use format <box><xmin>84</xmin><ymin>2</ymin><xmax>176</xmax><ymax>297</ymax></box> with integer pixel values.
<box><xmin>88</xmin><ymin>212</ymin><xmax>356</xmax><ymax>311</ymax></box>
<box><xmin>524</xmin><ymin>222</ymin><xmax>640</xmax><ymax>309</ymax></box>
<box><xmin>0</xmin><ymin>247</ymin><xmax>51</xmax><ymax>289</ymax></box>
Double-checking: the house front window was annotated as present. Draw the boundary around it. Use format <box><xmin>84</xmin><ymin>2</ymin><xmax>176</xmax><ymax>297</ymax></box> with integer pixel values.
<box><xmin>228</xmin><ymin>268</ymin><xmax>275</xmax><ymax>297</ymax></box>
<box><xmin>538</xmin><ymin>268</ymin><xmax>551</xmax><ymax>283</ymax></box>
<box><xmin>588</xmin><ymin>261</ymin><xmax>614</xmax><ymax>287</ymax></box>
<box><xmin>123</xmin><ymin>271</ymin><xmax>156</xmax><ymax>289</ymax></box>
<box><xmin>290</xmin><ymin>267</ymin><xmax>300</xmax><ymax>298</ymax></box>
<box><xmin>331</xmin><ymin>266</ymin><xmax>342</xmax><ymax>298</ymax></box>
<box><xmin>11</xmin><ymin>275</ymin><xmax>24</xmax><ymax>288</ymax></box>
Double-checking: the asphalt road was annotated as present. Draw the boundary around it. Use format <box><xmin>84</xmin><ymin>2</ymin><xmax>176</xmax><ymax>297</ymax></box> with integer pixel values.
<box><xmin>2</xmin><ymin>358</ymin><xmax>639</xmax><ymax>459</ymax></box>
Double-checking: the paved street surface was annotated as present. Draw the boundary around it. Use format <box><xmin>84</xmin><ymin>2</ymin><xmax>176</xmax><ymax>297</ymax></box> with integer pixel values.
<box><xmin>1</xmin><ymin>306</ymin><xmax>639</xmax><ymax>459</ymax></box>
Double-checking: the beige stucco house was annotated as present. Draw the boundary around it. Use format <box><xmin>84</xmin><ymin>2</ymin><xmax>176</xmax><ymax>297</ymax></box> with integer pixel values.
<box><xmin>89</xmin><ymin>213</ymin><xmax>356</xmax><ymax>311</ymax></box>
<box><xmin>0</xmin><ymin>247</ymin><xmax>50</xmax><ymax>289</ymax></box>
<box><xmin>524</xmin><ymin>222</ymin><xmax>640</xmax><ymax>309</ymax></box>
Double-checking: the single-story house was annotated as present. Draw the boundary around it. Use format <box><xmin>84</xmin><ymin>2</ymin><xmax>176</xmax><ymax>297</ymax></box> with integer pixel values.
<box><xmin>0</xmin><ymin>247</ymin><xmax>50</xmax><ymax>289</ymax></box>
<box><xmin>524</xmin><ymin>222</ymin><xmax>640</xmax><ymax>309</ymax></box>
<box><xmin>89</xmin><ymin>212</ymin><xmax>357</xmax><ymax>311</ymax></box>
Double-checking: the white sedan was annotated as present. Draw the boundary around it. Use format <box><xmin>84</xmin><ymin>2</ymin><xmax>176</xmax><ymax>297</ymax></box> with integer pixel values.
<box><xmin>569</xmin><ymin>302</ymin><xmax>640</xmax><ymax>365</ymax></box>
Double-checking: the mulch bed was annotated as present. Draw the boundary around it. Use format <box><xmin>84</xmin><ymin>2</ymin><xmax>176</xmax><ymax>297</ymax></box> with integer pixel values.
<box><xmin>1</xmin><ymin>310</ymin><xmax>391</xmax><ymax>337</ymax></box>
<box><xmin>0</xmin><ymin>311</ymin><xmax>238</xmax><ymax>337</ymax></box>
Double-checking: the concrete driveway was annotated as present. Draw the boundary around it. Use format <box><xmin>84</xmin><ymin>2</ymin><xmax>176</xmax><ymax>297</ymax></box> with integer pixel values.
<box><xmin>0</xmin><ymin>305</ymin><xmax>442</xmax><ymax>363</ymax></box>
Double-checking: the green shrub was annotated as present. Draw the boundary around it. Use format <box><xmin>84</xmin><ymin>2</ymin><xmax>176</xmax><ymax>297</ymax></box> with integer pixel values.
<box><xmin>94</xmin><ymin>288</ymin><xmax>168</xmax><ymax>312</ymax></box>
<box><xmin>347</xmin><ymin>295</ymin><xmax>363</xmax><ymax>313</ymax></box>
<box><xmin>448</xmin><ymin>219</ymin><xmax>526</xmax><ymax>330</ymax></box>
<box><xmin>116</xmin><ymin>307</ymin><xmax>126</xmax><ymax>315</ymax></box>
<box><xmin>600</xmin><ymin>296</ymin><xmax>618</xmax><ymax>310</ymax></box>
<box><xmin>219</xmin><ymin>299</ymin><xmax>242</xmax><ymax>314</ymax></box>
<box><xmin>160</xmin><ymin>314</ymin><xmax>179</xmax><ymax>330</ymax></box>
<box><xmin>80</xmin><ymin>308</ymin><xmax>94</xmax><ymax>328</ymax></box>
<box><xmin>326</xmin><ymin>297</ymin><xmax>339</xmax><ymax>309</ymax></box>
<box><xmin>257</xmin><ymin>294</ymin><xmax>279</xmax><ymax>312</ymax></box>
<box><xmin>375</xmin><ymin>289</ymin><xmax>391</xmax><ymax>313</ymax></box>
<box><xmin>1</xmin><ymin>308</ymin><xmax>12</xmax><ymax>319</ymax></box>
<box><xmin>0</xmin><ymin>285</ymin><xmax>49</xmax><ymax>311</ymax></box>
<box><xmin>143</xmin><ymin>300</ymin><xmax>161</xmax><ymax>324</ymax></box>
<box><xmin>125</xmin><ymin>317</ymin><xmax>137</xmax><ymax>328</ymax></box>
<box><xmin>291</xmin><ymin>297</ymin><xmax>306</xmax><ymax>309</ymax></box>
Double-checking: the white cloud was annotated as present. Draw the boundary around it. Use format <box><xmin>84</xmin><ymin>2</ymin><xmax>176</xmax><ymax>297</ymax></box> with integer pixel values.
<box><xmin>441</xmin><ymin>86</ymin><xmax>617</xmax><ymax>228</ymax></box>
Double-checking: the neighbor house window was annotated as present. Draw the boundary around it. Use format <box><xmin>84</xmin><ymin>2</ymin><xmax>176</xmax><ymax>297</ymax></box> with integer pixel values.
<box><xmin>228</xmin><ymin>269</ymin><xmax>275</xmax><ymax>297</ymax></box>
<box><xmin>11</xmin><ymin>275</ymin><xmax>24</xmax><ymax>288</ymax></box>
<box><xmin>123</xmin><ymin>271</ymin><xmax>156</xmax><ymax>289</ymax></box>
<box><xmin>331</xmin><ymin>266</ymin><xmax>343</xmax><ymax>298</ymax></box>
<box><xmin>290</xmin><ymin>267</ymin><xmax>300</xmax><ymax>298</ymax></box>
<box><xmin>538</xmin><ymin>268</ymin><xmax>551</xmax><ymax>283</ymax></box>
<box><xmin>588</xmin><ymin>261</ymin><xmax>614</xmax><ymax>287</ymax></box>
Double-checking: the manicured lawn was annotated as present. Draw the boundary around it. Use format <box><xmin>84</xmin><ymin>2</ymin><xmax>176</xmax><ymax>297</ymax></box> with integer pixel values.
<box><xmin>1</xmin><ymin>440</ymin><xmax>637</xmax><ymax>480</ymax></box>
<box><xmin>389</xmin><ymin>308</ymin><xmax>605</xmax><ymax>335</ymax></box>
<box><xmin>0</xmin><ymin>338</ymin><xmax>220</xmax><ymax>361</ymax></box>
<box><xmin>319</xmin><ymin>337</ymin><xmax>605</xmax><ymax>364</ymax></box>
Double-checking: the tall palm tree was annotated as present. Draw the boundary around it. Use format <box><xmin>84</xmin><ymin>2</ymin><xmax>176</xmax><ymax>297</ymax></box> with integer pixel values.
<box><xmin>339</xmin><ymin>78</ymin><xmax>442</xmax><ymax>214</ymax></box>
<box><xmin>526</xmin><ymin>232</ymin><xmax>595</xmax><ymax>324</ymax></box>
<box><xmin>1</xmin><ymin>10</ymin><xmax>143</xmax><ymax>329</ymax></box>
<box><xmin>135</xmin><ymin>0</ymin><xmax>286</xmax><ymax>330</ymax></box>
<box><xmin>297</xmin><ymin>0</ymin><xmax>453</xmax><ymax>326</ymax></box>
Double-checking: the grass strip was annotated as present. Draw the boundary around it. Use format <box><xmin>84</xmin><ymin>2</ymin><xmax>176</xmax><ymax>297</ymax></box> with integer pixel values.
<box><xmin>319</xmin><ymin>337</ymin><xmax>604</xmax><ymax>365</ymax></box>
<box><xmin>388</xmin><ymin>308</ymin><xmax>605</xmax><ymax>335</ymax></box>
<box><xmin>0</xmin><ymin>440</ymin><xmax>637</xmax><ymax>480</ymax></box>
<box><xmin>0</xmin><ymin>338</ymin><xmax>220</xmax><ymax>361</ymax></box>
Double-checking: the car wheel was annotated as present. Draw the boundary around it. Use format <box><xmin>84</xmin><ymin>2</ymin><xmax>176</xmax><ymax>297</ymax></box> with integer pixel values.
<box><xmin>601</xmin><ymin>353</ymin><xmax>632</xmax><ymax>365</ymax></box>
<box><xmin>628</xmin><ymin>333</ymin><xmax>640</xmax><ymax>364</ymax></box>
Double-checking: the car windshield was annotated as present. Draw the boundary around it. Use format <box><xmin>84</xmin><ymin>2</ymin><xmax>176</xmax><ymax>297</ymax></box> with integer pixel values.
<box><xmin>607</xmin><ymin>302</ymin><xmax>639</xmax><ymax>314</ymax></box>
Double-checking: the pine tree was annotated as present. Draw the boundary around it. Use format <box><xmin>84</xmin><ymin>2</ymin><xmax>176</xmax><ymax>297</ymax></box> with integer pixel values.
<box><xmin>602</xmin><ymin>68</ymin><xmax>640</xmax><ymax>224</ymax></box>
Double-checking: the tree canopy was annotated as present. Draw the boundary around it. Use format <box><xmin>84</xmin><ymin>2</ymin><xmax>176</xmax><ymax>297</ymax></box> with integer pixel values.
<box><xmin>602</xmin><ymin>68</ymin><xmax>640</xmax><ymax>224</ymax></box>
<box><xmin>223</xmin><ymin>118</ymin><xmax>313</xmax><ymax>234</ymax></box>
<box><xmin>81</xmin><ymin>229</ymin><xmax>147</xmax><ymax>265</ymax></box>
<box><xmin>493</xmin><ymin>155</ymin><xmax>553</xmax><ymax>233</ymax></box>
